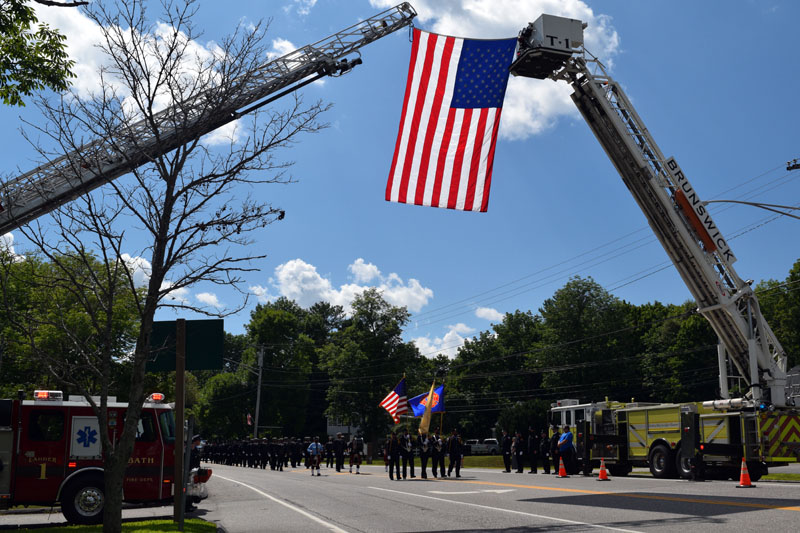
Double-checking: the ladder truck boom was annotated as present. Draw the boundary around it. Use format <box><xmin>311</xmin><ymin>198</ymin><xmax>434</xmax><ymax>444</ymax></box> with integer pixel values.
<box><xmin>0</xmin><ymin>3</ymin><xmax>416</xmax><ymax>235</ymax></box>
<box><xmin>510</xmin><ymin>15</ymin><xmax>790</xmax><ymax>407</ymax></box>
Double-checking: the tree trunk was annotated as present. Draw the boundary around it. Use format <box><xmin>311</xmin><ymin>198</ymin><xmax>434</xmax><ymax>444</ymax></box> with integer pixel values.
<box><xmin>103</xmin><ymin>455</ymin><xmax>126</xmax><ymax>533</ymax></box>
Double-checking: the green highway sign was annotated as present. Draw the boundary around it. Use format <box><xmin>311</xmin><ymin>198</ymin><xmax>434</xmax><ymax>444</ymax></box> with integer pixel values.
<box><xmin>146</xmin><ymin>319</ymin><xmax>224</xmax><ymax>371</ymax></box>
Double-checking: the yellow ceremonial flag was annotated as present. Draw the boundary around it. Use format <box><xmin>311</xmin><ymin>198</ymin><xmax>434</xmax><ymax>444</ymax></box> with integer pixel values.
<box><xmin>418</xmin><ymin>380</ymin><xmax>436</xmax><ymax>435</ymax></box>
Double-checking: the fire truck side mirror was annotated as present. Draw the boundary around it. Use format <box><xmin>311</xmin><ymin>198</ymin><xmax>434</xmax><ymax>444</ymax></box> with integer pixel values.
<box><xmin>17</xmin><ymin>390</ymin><xmax>24</xmax><ymax>400</ymax></box>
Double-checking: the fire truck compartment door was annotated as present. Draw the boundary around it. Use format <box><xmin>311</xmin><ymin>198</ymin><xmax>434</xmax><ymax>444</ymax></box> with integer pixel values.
<box><xmin>0</xmin><ymin>399</ymin><xmax>12</xmax><ymax>499</ymax></box>
<box><xmin>0</xmin><ymin>430</ymin><xmax>11</xmax><ymax>501</ymax></box>
<box><xmin>70</xmin><ymin>416</ymin><xmax>102</xmax><ymax>459</ymax></box>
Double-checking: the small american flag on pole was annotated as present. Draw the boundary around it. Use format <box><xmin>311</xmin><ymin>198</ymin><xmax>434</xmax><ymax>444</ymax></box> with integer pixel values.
<box><xmin>386</xmin><ymin>29</ymin><xmax>517</xmax><ymax>212</ymax></box>
<box><xmin>379</xmin><ymin>378</ymin><xmax>408</xmax><ymax>424</ymax></box>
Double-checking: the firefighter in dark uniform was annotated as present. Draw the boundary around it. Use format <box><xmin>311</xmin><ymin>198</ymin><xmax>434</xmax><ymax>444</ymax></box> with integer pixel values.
<box><xmin>527</xmin><ymin>427</ymin><xmax>539</xmax><ymax>473</ymax></box>
<box><xmin>325</xmin><ymin>436</ymin><xmax>334</xmax><ymax>468</ymax></box>
<box><xmin>501</xmin><ymin>430</ymin><xmax>512</xmax><ymax>472</ymax></box>
<box><xmin>514</xmin><ymin>431</ymin><xmax>525</xmax><ymax>473</ymax></box>
<box><xmin>539</xmin><ymin>429</ymin><xmax>551</xmax><ymax>474</ymax></box>
<box><xmin>259</xmin><ymin>438</ymin><xmax>269</xmax><ymax>469</ymax></box>
<box><xmin>446</xmin><ymin>428</ymin><xmax>462</xmax><ymax>478</ymax></box>
<box><xmin>400</xmin><ymin>428</ymin><xmax>416</xmax><ymax>479</ymax></box>
<box><xmin>419</xmin><ymin>432</ymin><xmax>433</xmax><ymax>479</ymax></box>
<box><xmin>433</xmin><ymin>429</ymin><xmax>446</xmax><ymax>478</ymax></box>
<box><xmin>333</xmin><ymin>432</ymin><xmax>346</xmax><ymax>472</ymax></box>
<box><xmin>275</xmin><ymin>438</ymin><xmax>285</xmax><ymax>471</ymax></box>
<box><xmin>387</xmin><ymin>431</ymin><xmax>402</xmax><ymax>480</ymax></box>
<box><xmin>550</xmin><ymin>426</ymin><xmax>561</xmax><ymax>474</ymax></box>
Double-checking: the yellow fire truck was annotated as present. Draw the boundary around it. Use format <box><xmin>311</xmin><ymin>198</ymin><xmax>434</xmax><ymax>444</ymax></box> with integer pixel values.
<box><xmin>550</xmin><ymin>398</ymin><xmax>800</xmax><ymax>480</ymax></box>
<box><xmin>519</xmin><ymin>14</ymin><xmax>800</xmax><ymax>481</ymax></box>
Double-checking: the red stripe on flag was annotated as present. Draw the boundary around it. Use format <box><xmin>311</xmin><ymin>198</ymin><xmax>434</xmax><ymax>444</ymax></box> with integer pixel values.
<box><xmin>431</xmin><ymin>108</ymin><xmax>456</xmax><ymax>208</ymax></box>
<box><xmin>463</xmin><ymin>108</ymin><xmax>489</xmax><ymax>211</ymax></box>
<box><xmin>447</xmin><ymin>109</ymin><xmax>472</xmax><ymax>209</ymax></box>
<box><xmin>480</xmin><ymin>108</ymin><xmax>502</xmax><ymax>212</ymax></box>
<box><xmin>386</xmin><ymin>28</ymin><xmax>422</xmax><ymax>202</ymax></box>
<box><xmin>398</xmin><ymin>32</ymin><xmax>438</xmax><ymax>204</ymax></box>
<box><xmin>414</xmin><ymin>35</ymin><xmax>455</xmax><ymax>206</ymax></box>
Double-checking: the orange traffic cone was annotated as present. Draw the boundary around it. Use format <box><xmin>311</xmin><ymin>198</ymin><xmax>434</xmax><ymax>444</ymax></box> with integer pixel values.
<box><xmin>557</xmin><ymin>457</ymin><xmax>569</xmax><ymax>478</ymax></box>
<box><xmin>597</xmin><ymin>458</ymin><xmax>610</xmax><ymax>481</ymax></box>
<box><xmin>736</xmin><ymin>458</ymin><xmax>755</xmax><ymax>488</ymax></box>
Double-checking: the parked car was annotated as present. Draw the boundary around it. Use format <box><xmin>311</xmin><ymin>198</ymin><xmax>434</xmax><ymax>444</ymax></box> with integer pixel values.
<box><xmin>463</xmin><ymin>438</ymin><xmax>499</xmax><ymax>455</ymax></box>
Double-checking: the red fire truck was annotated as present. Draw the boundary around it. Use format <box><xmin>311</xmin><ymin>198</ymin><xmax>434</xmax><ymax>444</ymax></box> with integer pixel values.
<box><xmin>0</xmin><ymin>390</ymin><xmax>183</xmax><ymax>524</ymax></box>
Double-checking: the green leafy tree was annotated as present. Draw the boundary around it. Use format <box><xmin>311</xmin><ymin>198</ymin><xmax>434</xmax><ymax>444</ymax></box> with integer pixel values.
<box><xmin>0</xmin><ymin>0</ymin><xmax>82</xmax><ymax>106</ymax></box>
<box><xmin>321</xmin><ymin>288</ymin><xmax>422</xmax><ymax>443</ymax></box>
<box><xmin>6</xmin><ymin>0</ymin><xmax>328</xmax><ymax>528</ymax></box>
<box><xmin>246</xmin><ymin>300</ymin><xmax>312</xmax><ymax>437</ymax></box>
<box><xmin>0</xmin><ymin>251</ymin><xmax>140</xmax><ymax>397</ymax></box>
<box><xmin>636</xmin><ymin>301</ymin><xmax>717</xmax><ymax>402</ymax></box>
<box><xmin>195</xmin><ymin>372</ymin><xmax>252</xmax><ymax>439</ymax></box>
<box><xmin>538</xmin><ymin>277</ymin><xmax>635</xmax><ymax>400</ymax></box>
<box><xmin>447</xmin><ymin>310</ymin><xmax>545</xmax><ymax>438</ymax></box>
<box><xmin>757</xmin><ymin>258</ymin><xmax>800</xmax><ymax>369</ymax></box>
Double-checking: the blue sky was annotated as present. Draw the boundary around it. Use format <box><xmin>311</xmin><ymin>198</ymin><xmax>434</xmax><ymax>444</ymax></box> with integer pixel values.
<box><xmin>2</xmin><ymin>0</ymin><xmax>798</xmax><ymax>358</ymax></box>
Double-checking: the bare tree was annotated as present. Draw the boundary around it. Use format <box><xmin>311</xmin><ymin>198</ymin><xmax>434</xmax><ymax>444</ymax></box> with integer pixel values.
<box><xmin>1</xmin><ymin>0</ymin><xmax>328</xmax><ymax>528</ymax></box>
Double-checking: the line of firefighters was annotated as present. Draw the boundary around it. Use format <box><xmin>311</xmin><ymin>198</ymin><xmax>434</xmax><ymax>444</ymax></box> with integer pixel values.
<box><xmin>201</xmin><ymin>433</ymin><xmax>366</xmax><ymax>473</ymax></box>
<box><xmin>199</xmin><ymin>425</ymin><xmax>578</xmax><ymax>478</ymax></box>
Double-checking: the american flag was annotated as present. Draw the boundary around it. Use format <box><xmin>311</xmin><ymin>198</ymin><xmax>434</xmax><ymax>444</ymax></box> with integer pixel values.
<box><xmin>379</xmin><ymin>378</ymin><xmax>408</xmax><ymax>424</ymax></box>
<box><xmin>386</xmin><ymin>29</ymin><xmax>517</xmax><ymax>212</ymax></box>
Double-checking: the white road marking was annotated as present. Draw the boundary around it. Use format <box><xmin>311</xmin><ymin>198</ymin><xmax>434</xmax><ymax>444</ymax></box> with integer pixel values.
<box><xmin>216</xmin><ymin>474</ymin><xmax>350</xmax><ymax>533</ymax></box>
<box><xmin>370</xmin><ymin>486</ymin><xmax>643</xmax><ymax>533</ymax></box>
<box><xmin>429</xmin><ymin>489</ymin><xmax>516</xmax><ymax>495</ymax></box>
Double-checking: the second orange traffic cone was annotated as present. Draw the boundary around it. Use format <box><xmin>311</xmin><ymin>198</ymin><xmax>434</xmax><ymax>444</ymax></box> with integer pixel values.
<box><xmin>736</xmin><ymin>458</ymin><xmax>755</xmax><ymax>488</ymax></box>
<box><xmin>557</xmin><ymin>457</ymin><xmax>569</xmax><ymax>478</ymax></box>
<box><xmin>597</xmin><ymin>458</ymin><xmax>610</xmax><ymax>481</ymax></box>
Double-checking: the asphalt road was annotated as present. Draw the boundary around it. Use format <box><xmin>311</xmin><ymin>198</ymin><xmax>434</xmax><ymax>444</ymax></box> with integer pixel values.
<box><xmin>2</xmin><ymin>463</ymin><xmax>799</xmax><ymax>531</ymax></box>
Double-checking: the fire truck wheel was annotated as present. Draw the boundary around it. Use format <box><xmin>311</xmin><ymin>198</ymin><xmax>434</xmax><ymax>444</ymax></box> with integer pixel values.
<box><xmin>648</xmin><ymin>444</ymin><xmax>677</xmax><ymax>479</ymax></box>
<box><xmin>675</xmin><ymin>449</ymin><xmax>693</xmax><ymax>479</ymax></box>
<box><xmin>61</xmin><ymin>474</ymin><xmax>105</xmax><ymax>525</ymax></box>
<box><xmin>746</xmin><ymin>462</ymin><xmax>764</xmax><ymax>482</ymax></box>
<box><xmin>607</xmin><ymin>464</ymin><xmax>631</xmax><ymax>477</ymax></box>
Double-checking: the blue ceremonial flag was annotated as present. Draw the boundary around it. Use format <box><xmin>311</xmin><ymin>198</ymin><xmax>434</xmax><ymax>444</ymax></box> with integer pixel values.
<box><xmin>408</xmin><ymin>384</ymin><xmax>445</xmax><ymax>417</ymax></box>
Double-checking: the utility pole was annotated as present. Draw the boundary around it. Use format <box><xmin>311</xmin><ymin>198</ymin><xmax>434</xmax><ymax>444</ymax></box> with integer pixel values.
<box><xmin>253</xmin><ymin>346</ymin><xmax>264</xmax><ymax>439</ymax></box>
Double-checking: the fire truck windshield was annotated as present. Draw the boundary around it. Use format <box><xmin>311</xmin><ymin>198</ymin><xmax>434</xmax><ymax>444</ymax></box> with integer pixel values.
<box><xmin>158</xmin><ymin>410</ymin><xmax>175</xmax><ymax>443</ymax></box>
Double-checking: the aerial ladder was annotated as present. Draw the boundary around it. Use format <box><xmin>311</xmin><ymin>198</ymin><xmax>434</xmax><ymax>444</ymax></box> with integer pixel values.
<box><xmin>510</xmin><ymin>15</ymin><xmax>792</xmax><ymax>409</ymax></box>
<box><xmin>0</xmin><ymin>3</ymin><xmax>417</xmax><ymax>235</ymax></box>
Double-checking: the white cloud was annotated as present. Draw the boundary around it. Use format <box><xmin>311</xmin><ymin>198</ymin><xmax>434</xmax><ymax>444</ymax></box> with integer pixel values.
<box><xmin>369</xmin><ymin>0</ymin><xmax>619</xmax><ymax>140</ymax></box>
<box><xmin>265</xmin><ymin>257</ymin><xmax>433</xmax><ymax>313</ymax></box>
<box><xmin>413</xmin><ymin>323</ymin><xmax>474</xmax><ymax>358</ymax></box>
<box><xmin>120</xmin><ymin>253</ymin><xmax>152</xmax><ymax>288</ymax></box>
<box><xmin>34</xmin><ymin>4</ymin><xmax>109</xmax><ymax>97</ymax></box>
<box><xmin>475</xmin><ymin>306</ymin><xmax>503</xmax><ymax>322</ymax></box>
<box><xmin>284</xmin><ymin>0</ymin><xmax>318</xmax><ymax>17</ymax></box>
<box><xmin>196</xmin><ymin>292</ymin><xmax>222</xmax><ymax>308</ymax></box>
<box><xmin>267</xmin><ymin>38</ymin><xmax>299</xmax><ymax>60</ymax></box>
<box><xmin>0</xmin><ymin>233</ymin><xmax>24</xmax><ymax>261</ymax></box>
<box><xmin>249</xmin><ymin>284</ymin><xmax>277</xmax><ymax>304</ymax></box>
<box><xmin>34</xmin><ymin>4</ymin><xmax>242</xmax><ymax>146</ymax></box>
<box><xmin>349</xmin><ymin>258</ymin><xmax>381</xmax><ymax>283</ymax></box>
<box><xmin>160</xmin><ymin>280</ymin><xmax>190</xmax><ymax>305</ymax></box>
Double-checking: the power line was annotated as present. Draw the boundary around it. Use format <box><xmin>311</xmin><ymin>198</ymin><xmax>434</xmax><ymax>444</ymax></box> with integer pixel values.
<box><xmin>407</xmin><ymin>161</ymin><xmax>796</xmax><ymax>329</ymax></box>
